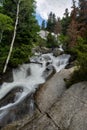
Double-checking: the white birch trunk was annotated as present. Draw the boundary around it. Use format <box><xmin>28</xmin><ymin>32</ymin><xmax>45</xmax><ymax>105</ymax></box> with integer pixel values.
<box><xmin>3</xmin><ymin>0</ymin><xmax>21</xmax><ymax>73</ymax></box>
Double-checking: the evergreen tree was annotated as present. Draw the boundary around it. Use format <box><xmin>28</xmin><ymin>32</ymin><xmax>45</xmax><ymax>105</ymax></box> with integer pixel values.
<box><xmin>54</xmin><ymin>17</ymin><xmax>61</xmax><ymax>34</ymax></box>
<box><xmin>46</xmin><ymin>33</ymin><xmax>58</xmax><ymax>48</ymax></box>
<box><xmin>3</xmin><ymin>0</ymin><xmax>39</xmax><ymax>45</ymax></box>
<box><xmin>47</xmin><ymin>12</ymin><xmax>56</xmax><ymax>33</ymax></box>
<box><xmin>67</xmin><ymin>0</ymin><xmax>79</xmax><ymax>47</ymax></box>
<box><xmin>78</xmin><ymin>0</ymin><xmax>87</xmax><ymax>37</ymax></box>
<box><xmin>61</xmin><ymin>8</ymin><xmax>71</xmax><ymax>35</ymax></box>
<box><xmin>41</xmin><ymin>20</ymin><xmax>45</xmax><ymax>30</ymax></box>
<box><xmin>0</xmin><ymin>13</ymin><xmax>13</xmax><ymax>43</ymax></box>
<box><xmin>0</xmin><ymin>0</ymin><xmax>39</xmax><ymax>73</ymax></box>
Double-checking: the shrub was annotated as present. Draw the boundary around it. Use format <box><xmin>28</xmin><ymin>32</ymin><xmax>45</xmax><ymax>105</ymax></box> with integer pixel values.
<box><xmin>66</xmin><ymin>37</ymin><xmax>87</xmax><ymax>88</ymax></box>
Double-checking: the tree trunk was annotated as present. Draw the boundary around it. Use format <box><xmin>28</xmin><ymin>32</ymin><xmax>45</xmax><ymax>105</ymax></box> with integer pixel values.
<box><xmin>3</xmin><ymin>0</ymin><xmax>21</xmax><ymax>73</ymax></box>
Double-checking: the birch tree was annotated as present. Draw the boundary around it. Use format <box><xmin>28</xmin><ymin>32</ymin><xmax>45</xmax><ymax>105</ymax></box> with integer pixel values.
<box><xmin>3</xmin><ymin>0</ymin><xmax>21</xmax><ymax>73</ymax></box>
<box><xmin>0</xmin><ymin>0</ymin><xmax>39</xmax><ymax>73</ymax></box>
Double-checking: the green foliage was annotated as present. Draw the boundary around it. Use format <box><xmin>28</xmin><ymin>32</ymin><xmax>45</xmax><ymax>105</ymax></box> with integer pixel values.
<box><xmin>0</xmin><ymin>13</ymin><xmax>13</xmax><ymax>31</ymax></box>
<box><xmin>36</xmin><ymin>36</ymin><xmax>47</xmax><ymax>47</ymax></box>
<box><xmin>61</xmin><ymin>16</ymin><xmax>71</xmax><ymax>35</ymax></box>
<box><xmin>0</xmin><ymin>0</ymin><xmax>40</xmax><ymax>73</ymax></box>
<box><xmin>58</xmin><ymin>34</ymin><xmax>69</xmax><ymax>47</ymax></box>
<box><xmin>10</xmin><ymin>44</ymin><xmax>32</xmax><ymax>67</ymax></box>
<box><xmin>46</xmin><ymin>33</ymin><xmax>58</xmax><ymax>48</ymax></box>
<box><xmin>0</xmin><ymin>45</ymin><xmax>9</xmax><ymax>73</ymax></box>
<box><xmin>41</xmin><ymin>20</ymin><xmax>45</xmax><ymax>30</ymax></box>
<box><xmin>46</xmin><ymin>12</ymin><xmax>56</xmax><ymax>33</ymax></box>
<box><xmin>74</xmin><ymin>42</ymin><xmax>87</xmax><ymax>72</ymax></box>
<box><xmin>66</xmin><ymin>37</ymin><xmax>87</xmax><ymax>88</ymax></box>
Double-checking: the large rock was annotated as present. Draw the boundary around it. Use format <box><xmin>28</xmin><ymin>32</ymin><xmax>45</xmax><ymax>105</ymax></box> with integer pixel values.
<box><xmin>2</xmin><ymin>113</ymin><xmax>58</xmax><ymax>130</ymax></box>
<box><xmin>20</xmin><ymin>114</ymin><xmax>58</xmax><ymax>130</ymax></box>
<box><xmin>35</xmin><ymin>67</ymin><xmax>74</xmax><ymax>113</ymax></box>
<box><xmin>52</xmin><ymin>48</ymin><xmax>63</xmax><ymax>57</ymax></box>
<box><xmin>32</xmin><ymin>46</ymin><xmax>51</xmax><ymax>54</ymax></box>
<box><xmin>48</xmin><ymin>82</ymin><xmax>87</xmax><ymax>130</ymax></box>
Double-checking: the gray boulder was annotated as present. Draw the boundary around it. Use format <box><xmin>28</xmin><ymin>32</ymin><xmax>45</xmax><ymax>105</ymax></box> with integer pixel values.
<box><xmin>32</xmin><ymin>46</ymin><xmax>51</xmax><ymax>54</ymax></box>
<box><xmin>48</xmin><ymin>82</ymin><xmax>87</xmax><ymax>130</ymax></box>
<box><xmin>35</xmin><ymin>67</ymin><xmax>74</xmax><ymax>113</ymax></box>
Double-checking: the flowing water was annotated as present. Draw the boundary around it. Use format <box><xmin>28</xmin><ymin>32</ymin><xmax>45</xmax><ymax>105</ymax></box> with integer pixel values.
<box><xmin>0</xmin><ymin>52</ymin><xmax>70</xmax><ymax>126</ymax></box>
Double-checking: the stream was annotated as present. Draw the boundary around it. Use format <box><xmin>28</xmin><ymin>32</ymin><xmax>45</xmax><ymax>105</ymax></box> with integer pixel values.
<box><xmin>0</xmin><ymin>52</ymin><xmax>70</xmax><ymax>127</ymax></box>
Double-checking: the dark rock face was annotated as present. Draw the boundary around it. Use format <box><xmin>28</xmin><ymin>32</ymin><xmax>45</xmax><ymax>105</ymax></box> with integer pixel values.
<box><xmin>0</xmin><ymin>88</ymin><xmax>23</xmax><ymax>108</ymax></box>
<box><xmin>0</xmin><ymin>91</ymin><xmax>35</xmax><ymax>128</ymax></box>
<box><xmin>26</xmin><ymin>67</ymin><xmax>31</xmax><ymax>77</ymax></box>
<box><xmin>0</xmin><ymin>69</ymin><xmax>13</xmax><ymax>85</ymax></box>
<box><xmin>42</xmin><ymin>65</ymin><xmax>56</xmax><ymax>80</ymax></box>
<box><xmin>69</xmin><ymin>55</ymin><xmax>76</xmax><ymax>63</ymax></box>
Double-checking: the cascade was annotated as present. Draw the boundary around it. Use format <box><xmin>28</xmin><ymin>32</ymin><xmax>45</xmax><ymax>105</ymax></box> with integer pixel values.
<box><xmin>0</xmin><ymin>51</ymin><xmax>70</xmax><ymax>126</ymax></box>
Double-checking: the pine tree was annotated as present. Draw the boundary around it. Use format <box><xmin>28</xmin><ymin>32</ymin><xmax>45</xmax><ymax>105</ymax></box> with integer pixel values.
<box><xmin>41</xmin><ymin>20</ymin><xmax>45</xmax><ymax>30</ymax></box>
<box><xmin>47</xmin><ymin>12</ymin><xmax>56</xmax><ymax>33</ymax></box>
<box><xmin>54</xmin><ymin>17</ymin><xmax>61</xmax><ymax>34</ymax></box>
<box><xmin>78</xmin><ymin>0</ymin><xmax>87</xmax><ymax>37</ymax></box>
<box><xmin>61</xmin><ymin>8</ymin><xmax>71</xmax><ymax>35</ymax></box>
<box><xmin>67</xmin><ymin>0</ymin><xmax>79</xmax><ymax>47</ymax></box>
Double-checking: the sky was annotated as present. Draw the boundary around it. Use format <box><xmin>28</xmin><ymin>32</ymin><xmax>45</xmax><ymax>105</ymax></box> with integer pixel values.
<box><xmin>35</xmin><ymin>0</ymin><xmax>78</xmax><ymax>25</ymax></box>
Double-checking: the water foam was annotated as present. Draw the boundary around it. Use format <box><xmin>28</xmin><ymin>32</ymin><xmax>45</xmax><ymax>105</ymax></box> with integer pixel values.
<box><xmin>0</xmin><ymin>53</ymin><xmax>70</xmax><ymax>119</ymax></box>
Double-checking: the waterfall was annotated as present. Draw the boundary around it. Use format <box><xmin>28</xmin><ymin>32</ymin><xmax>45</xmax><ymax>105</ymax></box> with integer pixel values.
<box><xmin>0</xmin><ymin>52</ymin><xmax>70</xmax><ymax>123</ymax></box>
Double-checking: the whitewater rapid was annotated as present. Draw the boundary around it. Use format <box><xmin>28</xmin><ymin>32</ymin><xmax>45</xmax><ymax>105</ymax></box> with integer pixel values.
<box><xmin>0</xmin><ymin>53</ymin><xmax>70</xmax><ymax>120</ymax></box>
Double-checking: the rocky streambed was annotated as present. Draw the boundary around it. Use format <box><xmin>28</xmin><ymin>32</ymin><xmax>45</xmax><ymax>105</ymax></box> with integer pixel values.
<box><xmin>2</xmin><ymin>68</ymin><xmax>87</xmax><ymax>130</ymax></box>
<box><xmin>0</xmin><ymin>51</ymin><xmax>71</xmax><ymax>129</ymax></box>
<box><xmin>1</xmin><ymin>47</ymin><xmax>84</xmax><ymax>130</ymax></box>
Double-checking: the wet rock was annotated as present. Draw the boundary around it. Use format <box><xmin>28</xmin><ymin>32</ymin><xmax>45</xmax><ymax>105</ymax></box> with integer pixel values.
<box><xmin>0</xmin><ymin>87</ymin><xmax>23</xmax><ymax>108</ymax></box>
<box><xmin>0</xmin><ymin>69</ymin><xmax>13</xmax><ymax>85</ymax></box>
<box><xmin>0</xmin><ymin>91</ymin><xmax>36</xmax><ymax>128</ymax></box>
<box><xmin>40</xmin><ymin>47</ymin><xmax>52</xmax><ymax>54</ymax></box>
<box><xmin>69</xmin><ymin>55</ymin><xmax>76</xmax><ymax>63</ymax></box>
<box><xmin>65</xmin><ymin>61</ymin><xmax>75</xmax><ymax>69</ymax></box>
<box><xmin>32</xmin><ymin>46</ymin><xmax>51</xmax><ymax>54</ymax></box>
<box><xmin>52</xmin><ymin>48</ymin><xmax>63</xmax><ymax>57</ymax></box>
<box><xmin>2</xmin><ymin>109</ymin><xmax>40</xmax><ymax>130</ymax></box>
<box><xmin>42</xmin><ymin>65</ymin><xmax>56</xmax><ymax>80</ymax></box>
<box><xmin>42</xmin><ymin>55</ymin><xmax>52</xmax><ymax>62</ymax></box>
<box><xmin>26</xmin><ymin>68</ymin><xmax>31</xmax><ymax>77</ymax></box>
